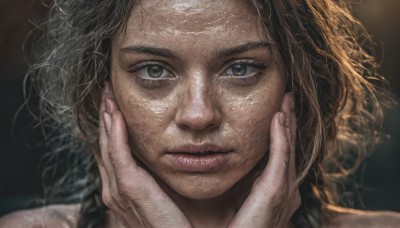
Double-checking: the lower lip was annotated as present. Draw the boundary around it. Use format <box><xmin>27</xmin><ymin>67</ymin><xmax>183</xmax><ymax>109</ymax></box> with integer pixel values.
<box><xmin>169</xmin><ymin>153</ymin><xmax>231</xmax><ymax>172</ymax></box>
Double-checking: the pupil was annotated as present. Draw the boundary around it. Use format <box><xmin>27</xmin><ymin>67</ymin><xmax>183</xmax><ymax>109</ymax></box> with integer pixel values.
<box><xmin>148</xmin><ymin>65</ymin><xmax>162</xmax><ymax>78</ymax></box>
<box><xmin>232</xmin><ymin>64</ymin><xmax>246</xmax><ymax>76</ymax></box>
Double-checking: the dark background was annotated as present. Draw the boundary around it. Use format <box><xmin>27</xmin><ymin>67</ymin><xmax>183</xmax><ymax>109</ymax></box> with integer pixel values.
<box><xmin>1</xmin><ymin>0</ymin><xmax>399</xmax><ymax>216</ymax></box>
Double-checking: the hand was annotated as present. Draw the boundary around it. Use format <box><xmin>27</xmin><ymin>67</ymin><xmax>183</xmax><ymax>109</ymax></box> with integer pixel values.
<box><xmin>228</xmin><ymin>93</ymin><xmax>301</xmax><ymax>228</ymax></box>
<box><xmin>95</xmin><ymin>81</ymin><xmax>192</xmax><ymax>228</ymax></box>
<box><xmin>96</xmin><ymin>83</ymin><xmax>300</xmax><ymax>227</ymax></box>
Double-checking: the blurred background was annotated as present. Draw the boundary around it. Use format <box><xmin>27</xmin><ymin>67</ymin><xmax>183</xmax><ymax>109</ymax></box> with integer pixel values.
<box><xmin>0</xmin><ymin>0</ymin><xmax>399</xmax><ymax>216</ymax></box>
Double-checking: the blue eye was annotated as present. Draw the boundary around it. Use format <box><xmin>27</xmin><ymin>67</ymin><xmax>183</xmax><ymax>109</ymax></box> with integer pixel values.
<box><xmin>129</xmin><ymin>63</ymin><xmax>170</xmax><ymax>78</ymax></box>
<box><xmin>128</xmin><ymin>62</ymin><xmax>175</xmax><ymax>88</ymax></box>
<box><xmin>224</xmin><ymin>63</ymin><xmax>258</xmax><ymax>77</ymax></box>
<box><xmin>142</xmin><ymin>64</ymin><xmax>169</xmax><ymax>78</ymax></box>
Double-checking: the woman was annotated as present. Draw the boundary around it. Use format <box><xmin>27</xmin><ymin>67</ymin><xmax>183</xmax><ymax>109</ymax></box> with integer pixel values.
<box><xmin>1</xmin><ymin>0</ymin><xmax>399</xmax><ymax>227</ymax></box>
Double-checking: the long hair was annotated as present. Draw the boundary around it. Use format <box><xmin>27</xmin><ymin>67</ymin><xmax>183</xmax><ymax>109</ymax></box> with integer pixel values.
<box><xmin>249</xmin><ymin>0</ymin><xmax>392</xmax><ymax>225</ymax></box>
<box><xmin>27</xmin><ymin>0</ymin><xmax>392</xmax><ymax>227</ymax></box>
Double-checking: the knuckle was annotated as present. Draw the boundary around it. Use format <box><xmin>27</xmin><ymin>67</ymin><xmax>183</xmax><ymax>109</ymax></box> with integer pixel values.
<box><xmin>107</xmin><ymin>145</ymin><xmax>117</xmax><ymax>157</ymax></box>
<box><xmin>107</xmin><ymin>147</ymin><xmax>118</xmax><ymax>166</ymax></box>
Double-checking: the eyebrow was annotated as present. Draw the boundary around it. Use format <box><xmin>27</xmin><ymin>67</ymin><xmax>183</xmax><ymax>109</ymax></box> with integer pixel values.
<box><xmin>119</xmin><ymin>45</ymin><xmax>178</xmax><ymax>58</ymax></box>
<box><xmin>119</xmin><ymin>41</ymin><xmax>274</xmax><ymax>59</ymax></box>
<box><xmin>215</xmin><ymin>41</ymin><xmax>275</xmax><ymax>59</ymax></box>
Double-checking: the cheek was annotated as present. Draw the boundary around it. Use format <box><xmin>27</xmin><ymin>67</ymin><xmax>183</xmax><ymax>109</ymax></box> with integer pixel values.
<box><xmin>223</xmin><ymin>88</ymin><xmax>283</xmax><ymax>162</ymax></box>
<box><xmin>235</xmin><ymin>105</ymin><xmax>275</xmax><ymax>162</ymax></box>
<box><xmin>113</xmin><ymin>84</ymin><xmax>174</xmax><ymax>155</ymax></box>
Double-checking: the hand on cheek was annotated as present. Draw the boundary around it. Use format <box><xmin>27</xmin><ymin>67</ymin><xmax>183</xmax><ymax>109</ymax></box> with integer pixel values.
<box><xmin>228</xmin><ymin>92</ymin><xmax>301</xmax><ymax>228</ymax></box>
<box><xmin>97</xmin><ymin>81</ymin><xmax>192</xmax><ymax>228</ymax></box>
<box><xmin>97</xmin><ymin>82</ymin><xmax>300</xmax><ymax>228</ymax></box>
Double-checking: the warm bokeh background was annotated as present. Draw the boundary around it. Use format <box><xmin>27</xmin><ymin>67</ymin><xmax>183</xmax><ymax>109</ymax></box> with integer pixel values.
<box><xmin>1</xmin><ymin>0</ymin><xmax>399</xmax><ymax>216</ymax></box>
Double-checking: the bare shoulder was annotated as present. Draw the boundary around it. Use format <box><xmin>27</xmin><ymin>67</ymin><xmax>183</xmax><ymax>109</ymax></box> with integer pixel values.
<box><xmin>323</xmin><ymin>205</ymin><xmax>400</xmax><ymax>228</ymax></box>
<box><xmin>0</xmin><ymin>204</ymin><xmax>80</xmax><ymax>228</ymax></box>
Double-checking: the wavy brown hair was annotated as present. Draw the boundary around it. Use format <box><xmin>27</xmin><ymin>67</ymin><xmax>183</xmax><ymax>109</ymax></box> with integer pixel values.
<box><xmin>27</xmin><ymin>0</ymin><xmax>392</xmax><ymax>227</ymax></box>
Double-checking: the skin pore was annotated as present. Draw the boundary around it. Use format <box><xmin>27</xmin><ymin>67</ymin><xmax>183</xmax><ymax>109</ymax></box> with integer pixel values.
<box><xmin>106</xmin><ymin>0</ymin><xmax>294</xmax><ymax>227</ymax></box>
<box><xmin>109</xmin><ymin>0</ymin><xmax>286</xmax><ymax>226</ymax></box>
<box><xmin>2</xmin><ymin>0</ymin><xmax>400</xmax><ymax>227</ymax></box>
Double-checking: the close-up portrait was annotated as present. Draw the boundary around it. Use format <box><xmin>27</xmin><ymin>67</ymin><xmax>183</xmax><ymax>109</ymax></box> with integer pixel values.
<box><xmin>1</xmin><ymin>0</ymin><xmax>400</xmax><ymax>227</ymax></box>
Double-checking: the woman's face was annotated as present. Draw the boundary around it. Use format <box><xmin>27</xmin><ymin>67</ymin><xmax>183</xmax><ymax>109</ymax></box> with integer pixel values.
<box><xmin>110</xmin><ymin>0</ymin><xmax>286</xmax><ymax>200</ymax></box>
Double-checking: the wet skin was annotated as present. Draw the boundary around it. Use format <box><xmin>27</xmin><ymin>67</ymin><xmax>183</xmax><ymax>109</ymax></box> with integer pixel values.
<box><xmin>2</xmin><ymin>0</ymin><xmax>400</xmax><ymax>228</ymax></box>
<box><xmin>110</xmin><ymin>0</ymin><xmax>286</xmax><ymax>201</ymax></box>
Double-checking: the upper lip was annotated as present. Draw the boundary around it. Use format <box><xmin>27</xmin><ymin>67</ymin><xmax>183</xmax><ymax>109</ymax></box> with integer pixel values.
<box><xmin>166</xmin><ymin>143</ymin><xmax>232</xmax><ymax>154</ymax></box>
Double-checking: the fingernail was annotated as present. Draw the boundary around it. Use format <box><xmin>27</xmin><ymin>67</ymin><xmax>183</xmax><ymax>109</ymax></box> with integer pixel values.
<box><xmin>105</xmin><ymin>98</ymin><xmax>113</xmax><ymax>114</ymax></box>
<box><xmin>290</xmin><ymin>93</ymin><xmax>295</xmax><ymax>112</ymax></box>
<box><xmin>103</xmin><ymin>112</ymin><xmax>111</xmax><ymax>134</ymax></box>
<box><xmin>279</xmin><ymin>112</ymin><xmax>286</xmax><ymax>126</ymax></box>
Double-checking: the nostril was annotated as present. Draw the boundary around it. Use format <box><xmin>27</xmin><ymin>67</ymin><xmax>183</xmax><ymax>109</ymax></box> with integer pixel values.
<box><xmin>175</xmin><ymin>102</ymin><xmax>221</xmax><ymax>131</ymax></box>
<box><xmin>175</xmin><ymin>81</ymin><xmax>222</xmax><ymax>131</ymax></box>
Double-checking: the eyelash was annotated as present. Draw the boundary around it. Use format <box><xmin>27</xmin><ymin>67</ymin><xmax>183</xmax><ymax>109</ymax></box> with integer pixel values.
<box><xmin>128</xmin><ymin>61</ymin><xmax>173</xmax><ymax>88</ymax></box>
<box><xmin>221</xmin><ymin>59</ymin><xmax>267</xmax><ymax>86</ymax></box>
<box><xmin>128</xmin><ymin>59</ymin><xmax>267</xmax><ymax>88</ymax></box>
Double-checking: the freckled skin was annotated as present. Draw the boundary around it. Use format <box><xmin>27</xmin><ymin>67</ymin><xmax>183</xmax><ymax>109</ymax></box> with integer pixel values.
<box><xmin>110</xmin><ymin>0</ymin><xmax>286</xmax><ymax>200</ymax></box>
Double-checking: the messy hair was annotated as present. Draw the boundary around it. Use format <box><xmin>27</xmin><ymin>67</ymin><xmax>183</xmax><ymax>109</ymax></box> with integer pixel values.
<box><xmin>250</xmin><ymin>0</ymin><xmax>392</xmax><ymax>225</ymax></box>
<box><xmin>27</xmin><ymin>0</ymin><xmax>392</xmax><ymax>227</ymax></box>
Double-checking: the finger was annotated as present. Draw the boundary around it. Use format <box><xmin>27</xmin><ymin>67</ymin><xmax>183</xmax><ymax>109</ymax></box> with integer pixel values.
<box><xmin>99</xmin><ymin>82</ymin><xmax>112</xmax><ymax>168</ymax></box>
<box><xmin>279</xmin><ymin>93</ymin><xmax>297</xmax><ymax>183</ymax></box>
<box><xmin>103</xmin><ymin>80</ymin><xmax>117</xmax><ymax>100</ymax></box>
<box><xmin>282</xmin><ymin>93</ymin><xmax>301</xmax><ymax>217</ymax></box>
<box><xmin>245</xmin><ymin>110</ymin><xmax>291</xmax><ymax>196</ymax></box>
<box><xmin>95</xmin><ymin>81</ymin><xmax>109</xmax><ymax>164</ymax></box>
<box><xmin>98</xmin><ymin>112</ymin><xmax>110</xmax><ymax>171</ymax></box>
<box><xmin>97</xmin><ymin>82</ymin><xmax>114</xmax><ymax>207</ymax></box>
<box><xmin>100</xmin><ymin>82</ymin><xmax>121</xmax><ymax>188</ymax></box>
<box><xmin>105</xmin><ymin>97</ymin><xmax>118</xmax><ymax>114</ymax></box>
<box><xmin>108</xmin><ymin>109</ymin><xmax>139</xmax><ymax>176</ymax></box>
<box><xmin>105</xmin><ymin>105</ymin><xmax>158</xmax><ymax>194</ymax></box>
<box><xmin>280</xmin><ymin>93</ymin><xmax>292</xmax><ymax>142</ymax></box>
<box><xmin>228</xmin><ymin>112</ymin><xmax>290</xmax><ymax>227</ymax></box>
<box><xmin>260</xmin><ymin>111</ymin><xmax>290</xmax><ymax>188</ymax></box>
<box><xmin>107</xmin><ymin>108</ymin><xmax>191</xmax><ymax>226</ymax></box>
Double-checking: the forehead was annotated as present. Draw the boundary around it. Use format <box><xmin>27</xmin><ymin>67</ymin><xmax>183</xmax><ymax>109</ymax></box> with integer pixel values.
<box><xmin>113</xmin><ymin>0</ymin><xmax>269</xmax><ymax>49</ymax></box>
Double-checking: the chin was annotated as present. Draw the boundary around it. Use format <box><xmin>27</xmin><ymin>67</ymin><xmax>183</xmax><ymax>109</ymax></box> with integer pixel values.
<box><xmin>157</xmin><ymin>172</ymin><xmax>249</xmax><ymax>201</ymax></box>
<box><xmin>174</xmin><ymin>185</ymin><xmax>229</xmax><ymax>200</ymax></box>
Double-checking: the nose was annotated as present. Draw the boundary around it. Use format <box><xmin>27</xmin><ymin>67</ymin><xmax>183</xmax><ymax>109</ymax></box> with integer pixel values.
<box><xmin>175</xmin><ymin>76</ymin><xmax>222</xmax><ymax>131</ymax></box>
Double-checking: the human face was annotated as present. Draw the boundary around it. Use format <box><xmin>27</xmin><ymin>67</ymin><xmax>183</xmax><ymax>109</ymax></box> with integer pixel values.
<box><xmin>110</xmin><ymin>0</ymin><xmax>286</xmax><ymax>200</ymax></box>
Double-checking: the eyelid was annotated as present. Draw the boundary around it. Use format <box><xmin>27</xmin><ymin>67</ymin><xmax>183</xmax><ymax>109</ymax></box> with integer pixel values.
<box><xmin>128</xmin><ymin>60</ymin><xmax>171</xmax><ymax>74</ymax></box>
<box><xmin>128</xmin><ymin>61</ymin><xmax>176</xmax><ymax>88</ymax></box>
<box><xmin>221</xmin><ymin>59</ymin><xmax>267</xmax><ymax>76</ymax></box>
<box><xmin>218</xmin><ymin>59</ymin><xmax>267</xmax><ymax>86</ymax></box>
